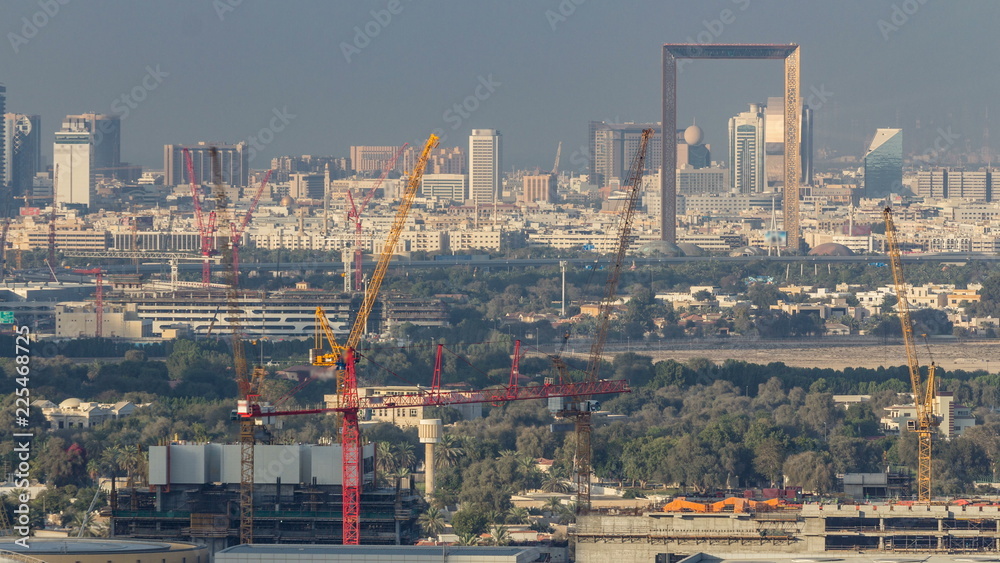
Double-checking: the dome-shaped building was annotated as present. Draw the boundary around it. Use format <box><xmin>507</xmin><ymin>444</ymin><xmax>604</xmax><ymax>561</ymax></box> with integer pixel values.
<box><xmin>808</xmin><ymin>243</ymin><xmax>854</xmax><ymax>256</ymax></box>
<box><xmin>676</xmin><ymin>242</ymin><xmax>706</xmax><ymax>257</ymax></box>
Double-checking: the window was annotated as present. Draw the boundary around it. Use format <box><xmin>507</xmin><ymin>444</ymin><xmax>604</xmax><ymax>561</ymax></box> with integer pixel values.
<box><xmin>409</xmin><ymin>409</ymin><xmax>418</xmax><ymax>417</ymax></box>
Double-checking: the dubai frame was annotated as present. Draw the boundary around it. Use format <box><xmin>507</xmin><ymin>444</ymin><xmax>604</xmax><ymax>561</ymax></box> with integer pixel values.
<box><xmin>662</xmin><ymin>44</ymin><xmax>801</xmax><ymax>250</ymax></box>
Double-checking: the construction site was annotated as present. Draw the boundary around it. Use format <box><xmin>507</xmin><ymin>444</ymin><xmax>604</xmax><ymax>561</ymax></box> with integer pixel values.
<box><xmin>576</xmin><ymin>500</ymin><xmax>1000</xmax><ymax>563</ymax></box>
<box><xmin>7</xmin><ymin>115</ymin><xmax>998</xmax><ymax>563</ymax></box>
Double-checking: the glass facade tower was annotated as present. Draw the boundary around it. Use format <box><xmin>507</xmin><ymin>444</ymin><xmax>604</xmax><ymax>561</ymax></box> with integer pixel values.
<box><xmin>863</xmin><ymin>128</ymin><xmax>902</xmax><ymax>198</ymax></box>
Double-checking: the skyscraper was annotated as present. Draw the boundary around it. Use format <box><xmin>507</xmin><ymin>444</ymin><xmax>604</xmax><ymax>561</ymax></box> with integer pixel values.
<box><xmin>468</xmin><ymin>129</ymin><xmax>502</xmax><ymax>205</ymax></box>
<box><xmin>62</xmin><ymin>113</ymin><xmax>121</xmax><ymax>176</ymax></box>
<box><xmin>54</xmin><ymin>130</ymin><xmax>93</xmax><ymax>207</ymax></box>
<box><xmin>729</xmin><ymin>104</ymin><xmax>766</xmax><ymax>194</ymax></box>
<box><xmin>0</xmin><ymin>84</ymin><xmax>6</xmax><ymax>196</ymax></box>
<box><xmin>589</xmin><ymin>121</ymin><xmax>663</xmax><ymax>187</ymax></box>
<box><xmin>163</xmin><ymin>142</ymin><xmax>251</xmax><ymax>187</ymax></box>
<box><xmin>864</xmin><ymin>128</ymin><xmax>903</xmax><ymax>198</ymax></box>
<box><xmin>762</xmin><ymin>97</ymin><xmax>814</xmax><ymax>187</ymax></box>
<box><xmin>4</xmin><ymin>114</ymin><xmax>42</xmax><ymax>203</ymax></box>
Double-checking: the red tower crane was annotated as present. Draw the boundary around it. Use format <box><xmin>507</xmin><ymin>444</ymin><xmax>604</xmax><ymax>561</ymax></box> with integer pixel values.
<box><xmin>248</xmin><ymin>342</ymin><xmax>629</xmax><ymax>545</ymax></box>
<box><xmin>229</xmin><ymin>170</ymin><xmax>273</xmax><ymax>278</ymax></box>
<box><xmin>183</xmin><ymin>148</ymin><xmax>216</xmax><ymax>286</ymax></box>
<box><xmin>73</xmin><ymin>268</ymin><xmax>104</xmax><ymax>338</ymax></box>
<box><xmin>346</xmin><ymin>144</ymin><xmax>407</xmax><ymax>291</ymax></box>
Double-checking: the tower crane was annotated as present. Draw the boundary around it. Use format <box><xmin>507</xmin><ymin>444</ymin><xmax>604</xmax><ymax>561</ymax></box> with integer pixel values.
<box><xmin>883</xmin><ymin>206</ymin><xmax>937</xmax><ymax>503</ymax></box>
<box><xmin>210</xmin><ymin>148</ymin><xmax>268</xmax><ymax>544</ymax></box>
<box><xmin>229</xmin><ymin>170</ymin><xmax>273</xmax><ymax>278</ymax></box>
<box><xmin>183</xmin><ymin>148</ymin><xmax>217</xmax><ymax>287</ymax></box>
<box><xmin>345</xmin><ymin>144</ymin><xmax>407</xmax><ymax>292</ymax></box>
<box><xmin>561</xmin><ymin>128</ymin><xmax>653</xmax><ymax>514</ymax></box>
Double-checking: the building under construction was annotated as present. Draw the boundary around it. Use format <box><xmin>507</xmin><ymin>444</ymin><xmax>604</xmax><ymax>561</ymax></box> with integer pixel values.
<box><xmin>111</xmin><ymin>443</ymin><xmax>424</xmax><ymax>554</ymax></box>
<box><xmin>576</xmin><ymin>502</ymin><xmax>1000</xmax><ymax>563</ymax></box>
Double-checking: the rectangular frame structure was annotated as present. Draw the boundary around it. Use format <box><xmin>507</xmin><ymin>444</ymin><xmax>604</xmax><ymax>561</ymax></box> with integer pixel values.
<box><xmin>662</xmin><ymin>44</ymin><xmax>800</xmax><ymax>249</ymax></box>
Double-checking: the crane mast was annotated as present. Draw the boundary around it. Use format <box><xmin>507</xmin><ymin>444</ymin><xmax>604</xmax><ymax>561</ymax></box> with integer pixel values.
<box><xmin>883</xmin><ymin>207</ymin><xmax>936</xmax><ymax>503</ymax></box>
<box><xmin>567</xmin><ymin>128</ymin><xmax>653</xmax><ymax>514</ymax></box>
<box><xmin>211</xmin><ymin>148</ymin><xmax>268</xmax><ymax>544</ymax></box>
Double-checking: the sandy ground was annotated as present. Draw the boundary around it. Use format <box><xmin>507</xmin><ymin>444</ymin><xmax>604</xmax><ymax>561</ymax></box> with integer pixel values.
<box><xmin>557</xmin><ymin>339</ymin><xmax>1000</xmax><ymax>372</ymax></box>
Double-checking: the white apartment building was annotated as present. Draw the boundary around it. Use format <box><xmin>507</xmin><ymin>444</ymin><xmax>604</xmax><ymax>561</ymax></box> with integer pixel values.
<box><xmin>881</xmin><ymin>392</ymin><xmax>977</xmax><ymax>439</ymax></box>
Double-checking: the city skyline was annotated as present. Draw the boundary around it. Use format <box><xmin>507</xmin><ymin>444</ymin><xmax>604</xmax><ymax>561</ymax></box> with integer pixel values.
<box><xmin>1</xmin><ymin>1</ymin><xmax>997</xmax><ymax>170</ymax></box>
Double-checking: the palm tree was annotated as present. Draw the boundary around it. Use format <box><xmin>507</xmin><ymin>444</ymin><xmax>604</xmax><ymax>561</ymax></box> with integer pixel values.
<box><xmin>393</xmin><ymin>442</ymin><xmax>416</xmax><ymax>471</ymax></box>
<box><xmin>543</xmin><ymin>497</ymin><xmax>564</xmax><ymax>517</ymax></box>
<box><xmin>417</xmin><ymin>507</ymin><xmax>446</xmax><ymax>538</ymax></box>
<box><xmin>484</xmin><ymin>509</ymin><xmax>504</xmax><ymax>526</ymax></box>
<box><xmin>488</xmin><ymin>524</ymin><xmax>511</xmax><ymax>546</ymax></box>
<box><xmin>557</xmin><ymin>502</ymin><xmax>577</xmax><ymax>525</ymax></box>
<box><xmin>456</xmin><ymin>532</ymin><xmax>480</xmax><ymax>546</ymax></box>
<box><xmin>68</xmin><ymin>511</ymin><xmax>106</xmax><ymax>538</ymax></box>
<box><xmin>541</xmin><ymin>474</ymin><xmax>571</xmax><ymax>494</ymax></box>
<box><xmin>506</xmin><ymin>506</ymin><xmax>530</xmax><ymax>525</ymax></box>
<box><xmin>435</xmin><ymin>435</ymin><xmax>464</xmax><ymax>469</ymax></box>
<box><xmin>496</xmin><ymin>449</ymin><xmax>518</xmax><ymax>461</ymax></box>
<box><xmin>375</xmin><ymin>442</ymin><xmax>397</xmax><ymax>475</ymax></box>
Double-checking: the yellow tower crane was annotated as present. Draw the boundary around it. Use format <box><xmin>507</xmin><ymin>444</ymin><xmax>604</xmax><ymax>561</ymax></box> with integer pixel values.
<box><xmin>883</xmin><ymin>207</ymin><xmax>937</xmax><ymax>503</ymax></box>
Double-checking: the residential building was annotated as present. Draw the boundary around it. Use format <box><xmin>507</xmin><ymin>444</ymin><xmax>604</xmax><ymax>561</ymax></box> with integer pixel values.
<box><xmin>468</xmin><ymin>129</ymin><xmax>502</xmax><ymax>205</ymax></box>
<box><xmin>729</xmin><ymin>103</ymin><xmax>766</xmax><ymax>194</ymax></box>
<box><xmin>403</xmin><ymin>145</ymin><xmax>465</xmax><ymax>175</ymax></box>
<box><xmin>521</xmin><ymin>173</ymin><xmax>557</xmax><ymax>203</ymax></box>
<box><xmin>881</xmin><ymin>392</ymin><xmax>977</xmax><ymax>438</ymax></box>
<box><xmin>33</xmin><ymin>398</ymin><xmax>141</xmax><ymax>430</ymax></box>
<box><xmin>163</xmin><ymin>142</ymin><xmax>250</xmax><ymax>187</ymax></box>
<box><xmin>864</xmin><ymin>128</ymin><xmax>903</xmax><ymax>197</ymax></box>
<box><xmin>350</xmin><ymin>145</ymin><xmax>402</xmax><ymax>174</ymax></box>
<box><xmin>676</xmin><ymin>166</ymin><xmax>727</xmax><ymax>195</ymax></box>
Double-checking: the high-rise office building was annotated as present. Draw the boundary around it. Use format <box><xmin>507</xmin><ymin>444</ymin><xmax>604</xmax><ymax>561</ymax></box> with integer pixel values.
<box><xmin>468</xmin><ymin>129</ymin><xmax>502</xmax><ymax>205</ymax></box>
<box><xmin>163</xmin><ymin>142</ymin><xmax>251</xmax><ymax>187</ymax></box>
<box><xmin>762</xmin><ymin>97</ymin><xmax>815</xmax><ymax>187</ymax></box>
<box><xmin>4</xmin><ymin>114</ymin><xmax>42</xmax><ymax>203</ymax></box>
<box><xmin>863</xmin><ymin>128</ymin><xmax>903</xmax><ymax>198</ymax></box>
<box><xmin>54</xmin><ymin>130</ymin><xmax>94</xmax><ymax>207</ymax></box>
<box><xmin>589</xmin><ymin>121</ymin><xmax>663</xmax><ymax>187</ymax></box>
<box><xmin>917</xmin><ymin>169</ymin><xmax>991</xmax><ymax>201</ymax></box>
<box><xmin>677</xmin><ymin>125</ymin><xmax>710</xmax><ymax>169</ymax></box>
<box><xmin>729</xmin><ymin>104</ymin><xmax>766</xmax><ymax>194</ymax></box>
<box><xmin>62</xmin><ymin>113</ymin><xmax>121</xmax><ymax>176</ymax></box>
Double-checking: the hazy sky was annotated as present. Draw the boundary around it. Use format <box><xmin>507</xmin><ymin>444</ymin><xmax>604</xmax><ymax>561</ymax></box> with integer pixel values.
<box><xmin>2</xmin><ymin>0</ymin><xmax>997</xmax><ymax>171</ymax></box>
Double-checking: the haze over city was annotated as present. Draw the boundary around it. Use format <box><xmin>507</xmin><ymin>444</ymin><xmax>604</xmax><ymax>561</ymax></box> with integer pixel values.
<box><xmin>3</xmin><ymin>0</ymin><xmax>997</xmax><ymax>168</ymax></box>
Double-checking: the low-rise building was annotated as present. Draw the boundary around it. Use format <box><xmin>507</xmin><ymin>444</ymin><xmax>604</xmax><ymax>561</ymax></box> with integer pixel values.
<box><xmin>33</xmin><ymin>398</ymin><xmax>141</xmax><ymax>430</ymax></box>
<box><xmin>881</xmin><ymin>391</ymin><xmax>977</xmax><ymax>439</ymax></box>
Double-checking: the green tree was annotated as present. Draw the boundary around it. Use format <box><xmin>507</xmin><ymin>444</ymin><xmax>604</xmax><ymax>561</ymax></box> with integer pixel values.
<box><xmin>452</xmin><ymin>509</ymin><xmax>489</xmax><ymax>536</ymax></box>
